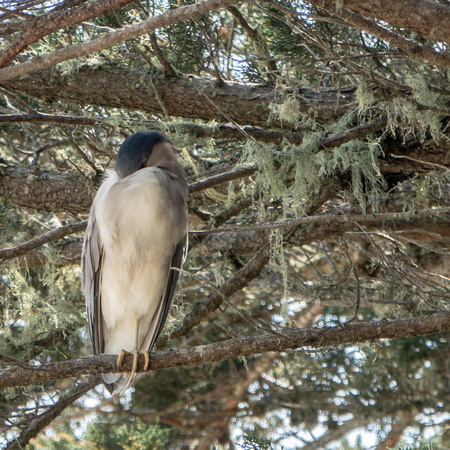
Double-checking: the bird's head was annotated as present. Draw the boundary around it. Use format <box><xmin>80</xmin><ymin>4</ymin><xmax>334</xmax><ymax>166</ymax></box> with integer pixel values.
<box><xmin>115</xmin><ymin>131</ymin><xmax>185</xmax><ymax>181</ymax></box>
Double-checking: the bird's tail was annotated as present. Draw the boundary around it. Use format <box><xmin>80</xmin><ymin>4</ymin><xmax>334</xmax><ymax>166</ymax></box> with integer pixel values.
<box><xmin>102</xmin><ymin>373</ymin><xmax>135</xmax><ymax>395</ymax></box>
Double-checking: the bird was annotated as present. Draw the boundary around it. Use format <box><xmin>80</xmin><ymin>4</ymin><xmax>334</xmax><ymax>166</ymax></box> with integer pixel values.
<box><xmin>81</xmin><ymin>131</ymin><xmax>188</xmax><ymax>394</ymax></box>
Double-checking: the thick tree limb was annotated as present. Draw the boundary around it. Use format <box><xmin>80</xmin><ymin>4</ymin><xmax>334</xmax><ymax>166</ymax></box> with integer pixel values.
<box><xmin>307</xmin><ymin>0</ymin><xmax>450</xmax><ymax>68</ymax></box>
<box><xmin>315</xmin><ymin>0</ymin><xmax>450</xmax><ymax>45</ymax></box>
<box><xmin>1</xmin><ymin>312</ymin><xmax>448</xmax><ymax>389</ymax></box>
<box><xmin>0</xmin><ymin>163</ymin><xmax>98</xmax><ymax>214</ymax></box>
<box><xmin>0</xmin><ymin>67</ymin><xmax>352</xmax><ymax>126</ymax></box>
<box><xmin>199</xmin><ymin>215</ymin><xmax>450</xmax><ymax>257</ymax></box>
<box><xmin>0</xmin><ymin>160</ymin><xmax>256</xmax><ymax>215</ymax></box>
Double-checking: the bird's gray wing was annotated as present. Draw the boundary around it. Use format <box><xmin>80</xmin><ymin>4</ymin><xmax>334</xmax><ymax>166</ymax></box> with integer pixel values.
<box><xmin>81</xmin><ymin>212</ymin><xmax>104</xmax><ymax>355</ymax></box>
<box><xmin>148</xmin><ymin>232</ymin><xmax>188</xmax><ymax>350</ymax></box>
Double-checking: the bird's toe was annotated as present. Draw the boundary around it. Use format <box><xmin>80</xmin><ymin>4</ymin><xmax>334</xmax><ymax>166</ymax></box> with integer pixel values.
<box><xmin>140</xmin><ymin>350</ymin><xmax>150</xmax><ymax>371</ymax></box>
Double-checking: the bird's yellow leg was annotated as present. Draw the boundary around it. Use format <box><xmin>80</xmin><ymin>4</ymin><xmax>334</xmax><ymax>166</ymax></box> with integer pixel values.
<box><xmin>129</xmin><ymin>317</ymin><xmax>140</xmax><ymax>379</ymax></box>
<box><xmin>116</xmin><ymin>316</ymin><xmax>141</xmax><ymax>376</ymax></box>
<box><xmin>115</xmin><ymin>318</ymin><xmax>150</xmax><ymax>375</ymax></box>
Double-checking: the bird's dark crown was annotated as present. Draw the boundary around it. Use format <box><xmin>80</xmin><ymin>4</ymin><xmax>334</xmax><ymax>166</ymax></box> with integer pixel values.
<box><xmin>115</xmin><ymin>131</ymin><xmax>171</xmax><ymax>179</ymax></box>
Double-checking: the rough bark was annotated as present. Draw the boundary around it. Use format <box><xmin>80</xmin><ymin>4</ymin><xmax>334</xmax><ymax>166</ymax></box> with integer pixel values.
<box><xmin>308</xmin><ymin>0</ymin><xmax>450</xmax><ymax>68</ymax></box>
<box><xmin>1</xmin><ymin>311</ymin><xmax>448</xmax><ymax>389</ymax></box>
<box><xmin>2</xmin><ymin>124</ymin><xmax>449</xmax><ymax>215</ymax></box>
<box><xmin>323</xmin><ymin>0</ymin><xmax>450</xmax><ymax>44</ymax></box>
<box><xmin>0</xmin><ymin>67</ymin><xmax>353</xmax><ymax>126</ymax></box>
<box><xmin>0</xmin><ymin>163</ymin><xmax>98</xmax><ymax>214</ymax></box>
<box><xmin>197</xmin><ymin>213</ymin><xmax>450</xmax><ymax>256</ymax></box>
<box><xmin>0</xmin><ymin>160</ymin><xmax>257</xmax><ymax>215</ymax></box>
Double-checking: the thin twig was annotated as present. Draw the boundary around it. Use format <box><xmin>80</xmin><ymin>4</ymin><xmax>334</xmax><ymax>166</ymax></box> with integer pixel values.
<box><xmin>6</xmin><ymin>377</ymin><xmax>101</xmax><ymax>450</ymax></box>
<box><xmin>390</xmin><ymin>154</ymin><xmax>450</xmax><ymax>172</ymax></box>
<box><xmin>191</xmin><ymin>207</ymin><xmax>450</xmax><ymax>235</ymax></box>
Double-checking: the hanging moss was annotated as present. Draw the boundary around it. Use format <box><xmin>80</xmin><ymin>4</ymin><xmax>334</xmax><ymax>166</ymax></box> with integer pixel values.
<box><xmin>269</xmin><ymin>229</ymin><xmax>290</xmax><ymax>322</ymax></box>
<box><xmin>318</xmin><ymin>140</ymin><xmax>386</xmax><ymax>212</ymax></box>
<box><xmin>355</xmin><ymin>81</ymin><xmax>376</xmax><ymax>116</ymax></box>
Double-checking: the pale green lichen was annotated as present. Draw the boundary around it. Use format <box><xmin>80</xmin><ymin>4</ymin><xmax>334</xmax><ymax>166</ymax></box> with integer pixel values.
<box><xmin>335</xmin><ymin>0</ymin><xmax>344</xmax><ymax>13</ymax></box>
<box><xmin>355</xmin><ymin>81</ymin><xmax>376</xmax><ymax>116</ymax></box>
<box><xmin>269</xmin><ymin>229</ymin><xmax>290</xmax><ymax>322</ymax></box>
<box><xmin>318</xmin><ymin>140</ymin><xmax>386</xmax><ymax>213</ymax></box>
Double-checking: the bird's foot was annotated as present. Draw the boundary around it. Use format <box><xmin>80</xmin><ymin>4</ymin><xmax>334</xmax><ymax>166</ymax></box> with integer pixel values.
<box><xmin>117</xmin><ymin>350</ymin><xmax>150</xmax><ymax>378</ymax></box>
<box><xmin>116</xmin><ymin>349</ymin><xmax>130</xmax><ymax>370</ymax></box>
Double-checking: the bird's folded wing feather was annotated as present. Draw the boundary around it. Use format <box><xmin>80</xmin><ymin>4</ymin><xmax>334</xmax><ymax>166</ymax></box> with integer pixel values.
<box><xmin>148</xmin><ymin>232</ymin><xmax>189</xmax><ymax>351</ymax></box>
<box><xmin>82</xmin><ymin>213</ymin><xmax>104</xmax><ymax>355</ymax></box>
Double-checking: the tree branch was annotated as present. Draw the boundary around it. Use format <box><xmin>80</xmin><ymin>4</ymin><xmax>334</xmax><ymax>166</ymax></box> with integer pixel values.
<box><xmin>0</xmin><ymin>221</ymin><xmax>86</xmax><ymax>262</ymax></box>
<box><xmin>0</xmin><ymin>110</ymin><xmax>102</xmax><ymax>126</ymax></box>
<box><xmin>189</xmin><ymin>166</ymin><xmax>257</xmax><ymax>194</ymax></box>
<box><xmin>312</xmin><ymin>0</ymin><xmax>450</xmax><ymax>45</ymax></box>
<box><xmin>5</xmin><ymin>377</ymin><xmax>100</xmax><ymax>450</ymax></box>
<box><xmin>0</xmin><ymin>0</ymin><xmax>135</xmax><ymax>68</ymax></box>
<box><xmin>0</xmin><ymin>0</ymin><xmax>244</xmax><ymax>82</ymax></box>
<box><xmin>0</xmin><ymin>67</ymin><xmax>351</xmax><ymax>126</ymax></box>
<box><xmin>192</xmin><ymin>207</ymin><xmax>450</xmax><ymax>235</ymax></box>
<box><xmin>1</xmin><ymin>312</ymin><xmax>448</xmax><ymax>389</ymax></box>
<box><xmin>306</xmin><ymin>0</ymin><xmax>450</xmax><ymax>68</ymax></box>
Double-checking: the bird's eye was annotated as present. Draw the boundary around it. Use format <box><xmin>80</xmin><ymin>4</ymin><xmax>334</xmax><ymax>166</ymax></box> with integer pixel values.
<box><xmin>140</xmin><ymin>162</ymin><xmax>147</xmax><ymax>169</ymax></box>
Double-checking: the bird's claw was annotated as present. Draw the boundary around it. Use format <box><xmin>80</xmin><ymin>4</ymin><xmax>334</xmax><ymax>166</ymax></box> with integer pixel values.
<box><xmin>116</xmin><ymin>349</ymin><xmax>150</xmax><ymax>375</ymax></box>
<box><xmin>140</xmin><ymin>350</ymin><xmax>150</xmax><ymax>371</ymax></box>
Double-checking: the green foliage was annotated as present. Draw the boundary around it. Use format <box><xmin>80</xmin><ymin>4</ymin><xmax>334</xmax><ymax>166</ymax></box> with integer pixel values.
<box><xmin>395</xmin><ymin>440</ymin><xmax>444</xmax><ymax>450</ymax></box>
<box><xmin>238</xmin><ymin>432</ymin><xmax>275</xmax><ymax>449</ymax></box>
<box><xmin>85</xmin><ymin>417</ymin><xmax>170</xmax><ymax>450</ymax></box>
<box><xmin>263</xmin><ymin>1</ymin><xmax>316</xmax><ymax>60</ymax></box>
<box><xmin>0</xmin><ymin>250</ymin><xmax>85</xmax><ymax>358</ymax></box>
<box><xmin>29</xmin><ymin>432</ymin><xmax>83</xmax><ymax>450</ymax></box>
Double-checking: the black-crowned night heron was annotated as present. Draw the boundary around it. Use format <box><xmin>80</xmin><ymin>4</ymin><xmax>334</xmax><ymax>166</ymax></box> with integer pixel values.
<box><xmin>82</xmin><ymin>131</ymin><xmax>188</xmax><ymax>394</ymax></box>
